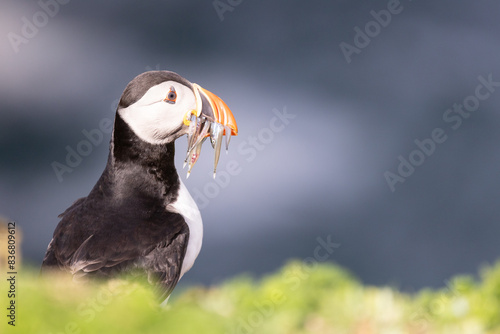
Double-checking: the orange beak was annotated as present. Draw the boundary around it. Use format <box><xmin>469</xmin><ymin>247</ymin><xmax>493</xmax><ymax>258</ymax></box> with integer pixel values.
<box><xmin>184</xmin><ymin>83</ymin><xmax>238</xmax><ymax>136</ymax></box>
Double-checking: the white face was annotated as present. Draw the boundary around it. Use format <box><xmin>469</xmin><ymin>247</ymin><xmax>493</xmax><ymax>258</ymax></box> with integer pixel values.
<box><xmin>118</xmin><ymin>81</ymin><xmax>196</xmax><ymax>144</ymax></box>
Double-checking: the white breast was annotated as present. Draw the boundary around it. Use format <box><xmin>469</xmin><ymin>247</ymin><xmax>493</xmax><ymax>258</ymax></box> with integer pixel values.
<box><xmin>167</xmin><ymin>178</ymin><xmax>203</xmax><ymax>278</ymax></box>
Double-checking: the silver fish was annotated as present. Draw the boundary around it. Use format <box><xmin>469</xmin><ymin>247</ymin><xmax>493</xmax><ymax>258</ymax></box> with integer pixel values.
<box><xmin>210</xmin><ymin>123</ymin><xmax>224</xmax><ymax>178</ymax></box>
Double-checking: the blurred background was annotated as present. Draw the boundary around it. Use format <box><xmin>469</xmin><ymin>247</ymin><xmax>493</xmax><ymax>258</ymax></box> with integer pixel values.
<box><xmin>1</xmin><ymin>0</ymin><xmax>499</xmax><ymax>292</ymax></box>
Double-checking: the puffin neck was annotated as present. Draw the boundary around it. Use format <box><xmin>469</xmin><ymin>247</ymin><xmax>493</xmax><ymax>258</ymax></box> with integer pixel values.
<box><xmin>111</xmin><ymin>113</ymin><xmax>178</xmax><ymax>184</ymax></box>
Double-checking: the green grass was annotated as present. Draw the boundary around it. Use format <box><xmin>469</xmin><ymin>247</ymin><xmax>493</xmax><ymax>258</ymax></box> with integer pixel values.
<box><xmin>2</xmin><ymin>260</ymin><xmax>500</xmax><ymax>334</ymax></box>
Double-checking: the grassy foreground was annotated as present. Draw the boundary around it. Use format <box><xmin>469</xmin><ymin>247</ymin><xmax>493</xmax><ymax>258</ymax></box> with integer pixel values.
<box><xmin>2</xmin><ymin>260</ymin><xmax>500</xmax><ymax>334</ymax></box>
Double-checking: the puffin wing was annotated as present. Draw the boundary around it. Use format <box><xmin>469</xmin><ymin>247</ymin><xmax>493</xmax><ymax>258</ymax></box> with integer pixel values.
<box><xmin>43</xmin><ymin>199</ymin><xmax>190</xmax><ymax>301</ymax></box>
<box><xmin>141</xmin><ymin>224</ymin><xmax>189</xmax><ymax>302</ymax></box>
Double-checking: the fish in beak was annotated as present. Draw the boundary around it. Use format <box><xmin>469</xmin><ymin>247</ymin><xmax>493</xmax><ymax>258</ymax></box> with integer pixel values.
<box><xmin>183</xmin><ymin>84</ymin><xmax>238</xmax><ymax>178</ymax></box>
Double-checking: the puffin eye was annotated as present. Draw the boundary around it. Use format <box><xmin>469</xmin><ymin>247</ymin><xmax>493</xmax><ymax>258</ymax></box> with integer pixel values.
<box><xmin>164</xmin><ymin>87</ymin><xmax>177</xmax><ymax>104</ymax></box>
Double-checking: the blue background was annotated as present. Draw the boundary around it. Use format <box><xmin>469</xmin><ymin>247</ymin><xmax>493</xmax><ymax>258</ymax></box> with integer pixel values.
<box><xmin>1</xmin><ymin>0</ymin><xmax>499</xmax><ymax>292</ymax></box>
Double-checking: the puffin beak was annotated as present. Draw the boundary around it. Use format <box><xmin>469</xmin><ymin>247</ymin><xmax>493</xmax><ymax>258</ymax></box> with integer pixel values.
<box><xmin>183</xmin><ymin>84</ymin><xmax>238</xmax><ymax>179</ymax></box>
<box><xmin>184</xmin><ymin>83</ymin><xmax>238</xmax><ymax>136</ymax></box>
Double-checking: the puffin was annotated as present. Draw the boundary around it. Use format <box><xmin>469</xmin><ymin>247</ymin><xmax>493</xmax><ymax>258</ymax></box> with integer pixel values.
<box><xmin>41</xmin><ymin>70</ymin><xmax>238</xmax><ymax>304</ymax></box>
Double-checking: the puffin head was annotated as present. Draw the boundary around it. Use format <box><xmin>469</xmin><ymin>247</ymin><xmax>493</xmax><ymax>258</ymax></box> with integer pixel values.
<box><xmin>117</xmin><ymin>71</ymin><xmax>237</xmax><ymax>145</ymax></box>
<box><xmin>115</xmin><ymin>70</ymin><xmax>238</xmax><ymax>177</ymax></box>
